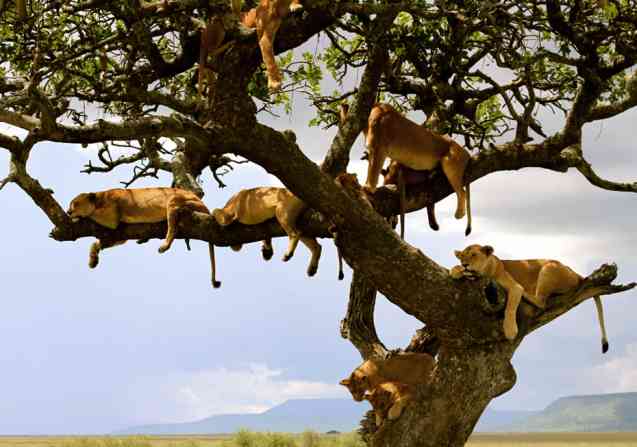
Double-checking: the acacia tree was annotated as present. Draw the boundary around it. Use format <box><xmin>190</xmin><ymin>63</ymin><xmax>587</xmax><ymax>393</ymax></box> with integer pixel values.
<box><xmin>1</xmin><ymin>0</ymin><xmax>637</xmax><ymax>445</ymax></box>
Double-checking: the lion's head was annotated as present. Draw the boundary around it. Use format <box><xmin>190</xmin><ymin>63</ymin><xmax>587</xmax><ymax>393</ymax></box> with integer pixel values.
<box><xmin>454</xmin><ymin>244</ymin><xmax>494</xmax><ymax>274</ymax></box>
<box><xmin>365</xmin><ymin>384</ymin><xmax>393</xmax><ymax>411</ymax></box>
<box><xmin>339</xmin><ymin>370</ymin><xmax>371</xmax><ymax>402</ymax></box>
<box><xmin>67</xmin><ymin>193</ymin><xmax>97</xmax><ymax>222</ymax></box>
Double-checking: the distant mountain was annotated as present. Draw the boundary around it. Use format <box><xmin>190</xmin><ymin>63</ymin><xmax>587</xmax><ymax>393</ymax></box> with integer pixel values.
<box><xmin>502</xmin><ymin>392</ymin><xmax>637</xmax><ymax>432</ymax></box>
<box><xmin>115</xmin><ymin>399</ymin><xmax>370</xmax><ymax>434</ymax></box>
<box><xmin>474</xmin><ymin>410</ymin><xmax>537</xmax><ymax>432</ymax></box>
<box><xmin>116</xmin><ymin>392</ymin><xmax>637</xmax><ymax>435</ymax></box>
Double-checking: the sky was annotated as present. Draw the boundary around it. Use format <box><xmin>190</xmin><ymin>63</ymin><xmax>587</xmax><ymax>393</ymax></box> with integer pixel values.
<box><xmin>1</xmin><ymin>52</ymin><xmax>637</xmax><ymax>436</ymax></box>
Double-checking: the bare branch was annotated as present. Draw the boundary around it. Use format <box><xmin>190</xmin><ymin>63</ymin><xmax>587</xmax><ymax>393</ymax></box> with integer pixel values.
<box><xmin>340</xmin><ymin>270</ymin><xmax>388</xmax><ymax>361</ymax></box>
<box><xmin>576</xmin><ymin>155</ymin><xmax>637</xmax><ymax>193</ymax></box>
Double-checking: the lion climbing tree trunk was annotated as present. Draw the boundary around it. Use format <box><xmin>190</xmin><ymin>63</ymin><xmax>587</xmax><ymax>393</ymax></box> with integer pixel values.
<box><xmin>341</xmin><ymin>265</ymin><xmax>634</xmax><ymax>447</ymax></box>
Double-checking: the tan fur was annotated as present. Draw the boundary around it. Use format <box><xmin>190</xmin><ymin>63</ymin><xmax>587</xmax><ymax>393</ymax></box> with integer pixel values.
<box><xmin>198</xmin><ymin>17</ymin><xmax>230</xmax><ymax>101</ymax></box>
<box><xmin>365</xmin><ymin>382</ymin><xmax>413</xmax><ymax>427</ymax></box>
<box><xmin>241</xmin><ymin>0</ymin><xmax>302</xmax><ymax>91</ymax></box>
<box><xmin>340</xmin><ymin>102</ymin><xmax>469</xmax><ymax>236</ymax></box>
<box><xmin>213</xmin><ymin>187</ymin><xmax>322</xmax><ymax>277</ymax></box>
<box><xmin>382</xmin><ymin>161</ymin><xmax>441</xmax><ymax>238</ymax></box>
<box><xmin>67</xmin><ymin>187</ymin><xmax>221</xmax><ymax>288</ymax></box>
<box><xmin>17</xmin><ymin>0</ymin><xmax>26</xmax><ymax>19</ymax></box>
<box><xmin>339</xmin><ymin>352</ymin><xmax>434</xmax><ymax>402</ymax></box>
<box><xmin>453</xmin><ymin>244</ymin><xmax>609</xmax><ymax>351</ymax></box>
<box><xmin>364</xmin><ymin>103</ymin><xmax>472</xmax><ymax>234</ymax></box>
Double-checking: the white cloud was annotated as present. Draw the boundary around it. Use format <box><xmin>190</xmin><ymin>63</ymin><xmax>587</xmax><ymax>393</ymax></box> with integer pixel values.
<box><xmin>123</xmin><ymin>364</ymin><xmax>347</xmax><ymax>425</ymax></box>
<box><xmin>586</xmin><ymin>343</ymin><xmax>637</xmax><ymax>393</ymax></box>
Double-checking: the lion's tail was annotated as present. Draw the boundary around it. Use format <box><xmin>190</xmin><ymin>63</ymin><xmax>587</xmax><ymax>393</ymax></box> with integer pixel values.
<box><xmin>209</xmin><ymin>243</ymin><xmax>221</xmax><ymax>289</ymax></box>
<box><xmin>464</xmin><ymin>181</ymin><xmax>472</xmax><ymax>236</ymax></box>
<box><xmin>594</xmin><ymin>295</ymin><xmax>609</xmax><ymax>353</ymax></box>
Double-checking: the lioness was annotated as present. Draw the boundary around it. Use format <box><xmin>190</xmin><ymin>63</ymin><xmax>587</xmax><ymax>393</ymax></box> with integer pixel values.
<box><xmin>364</xmin><ymin>103</ymin><xmax>472</xmax><ymax>235</ymax></box>
<box><xmin>212</xmin><ymin>186</ymin><xmax>322</xmax><ymax>276</ymax></box>
<box><xmin>339</xmin><ymin>102</ymin><xmax>471</xmax><ymax>236</ymax></box>
<box><xmin>382</xmin><ymin>161</ymin><xmax>442</xmax><ymax>238</ymax></box>
<box><xmin>339</xmin><ymin>352</ymin><xmax>434</xmax><ymax>402</ymax></box>
<box><xmin>67</xmin><ymin>187</ymin><xmax>221</xmax><ymax>288</ymax></box>
<box><xmin>452</xmin><ymin>244</ymin><xmax>609</xmax><ymax>351</ymax></box>
<box><xmin>365</xmin><ymin>381</ymin><xmax>414</xmax><ymax>427</ymax></box>
<box><xmin>241</xmin><ymin>0</ymin><xmax>303</xmax><ymax>91</ymax></box>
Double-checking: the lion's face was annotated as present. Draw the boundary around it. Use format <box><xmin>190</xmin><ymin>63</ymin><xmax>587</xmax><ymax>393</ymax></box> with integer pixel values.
<box><xmin>339</xmin><ymin>371</ymin><xmax>370</xmax><ymax>402</ymax></box>
<box><xmin>365</xmin><ymin>386</ymin><xmax>392</xmax><ymax>411</ymax></box>
<box><xmin>67</xmin><ymin>193</ymin><xmax>97</xmax><ymax>222</ymax></box>
<box><xmin>454</xmin><ymin>244</ymin><xmax>494</xmax><ymax>274</ymax></box>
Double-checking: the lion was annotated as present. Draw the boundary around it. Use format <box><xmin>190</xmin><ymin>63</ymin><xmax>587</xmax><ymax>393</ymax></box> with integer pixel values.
<box><xmin>365</xmin><ymin>382</ymin><xmax>414</xmax><ymax>427</ymax></box>
<box><xmin>339</xmin><ymin>102</ymin><xmax>471</xmax><ymax>236</ymax></box>
<box><xmin>212</xmin><ymin>186</ymin><xmax>322</xmax><ymax>276</ymax></box>
<box><xmin>67</xmin><ymin>187</ymin><xmax>221</xmax><ymax>288</ymax></box>
<box><xmin>364</xmin><ymin>103</ymin><xmax>472</xmax><ymax>235</ymax></box>
<box><xmin>452</xmin><ymin>244</ymin><xmax>609</xmax><ymax>351</ymax></box>
<box><xmin>239</xmin><ymin>0</ymin><xmax>303</xmax><ymax>91</ymax></box>
<box><xmin>197</xmin><ymin>1</ymin><xmax>256</xmax><ymax>102</ymax></box>
<box><xmin>339</xmin><ymin>352</ymin><xmax>434</xmax><ymax>402</ymax></box>
<box><xmin>382</xmin><ymin>161</ymin><xmax>441</xmax><ymax>238</ymax></box>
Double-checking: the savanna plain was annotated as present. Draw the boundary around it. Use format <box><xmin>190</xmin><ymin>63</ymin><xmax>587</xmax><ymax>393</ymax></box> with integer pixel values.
<box><xmin>3</xmin><ymin>432</ymin><xmax>637</xmax><ymax>447</ymax></box>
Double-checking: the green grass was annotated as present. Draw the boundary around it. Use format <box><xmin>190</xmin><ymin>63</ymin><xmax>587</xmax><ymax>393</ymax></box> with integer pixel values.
<box><xmin>3</xmin><ymin>432</ymin><xmax>637</xmax><ymax>447</ymax></box>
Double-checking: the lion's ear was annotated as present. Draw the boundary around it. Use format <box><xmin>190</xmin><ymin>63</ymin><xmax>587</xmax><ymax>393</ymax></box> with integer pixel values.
<box><xmin>87</xmin><ymin>192</ymin><xmax>97</xmax><ymax>203</ymax></box>
<box><xmin>481</xmin><ymin>245</ymin><xmax>494</xmax><ymax>256</ymax></box>
<box><xmin>339</xmin><ymin>378</ymin><xmax>351</xmax><ymax>387</ymax></box>
<box><xmin>454</xmin><ymin>250</ymin><xmax>461</xmax><ymax>258</ymax></box>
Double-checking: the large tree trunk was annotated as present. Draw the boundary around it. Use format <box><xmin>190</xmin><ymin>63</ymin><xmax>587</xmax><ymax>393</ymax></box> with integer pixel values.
<box><xmin>340</xmin><ymin>265</ymin><xmax>631</xmax><ymax>447</ymax></box>
<box><xmin>371</xmin><ymin>344</ymin><xmax>516</xmax><ymax>447</ymax></box>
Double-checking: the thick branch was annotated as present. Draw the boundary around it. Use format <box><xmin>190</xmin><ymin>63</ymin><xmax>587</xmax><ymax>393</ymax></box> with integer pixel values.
<box><xmin>340</xmin><ymin>270</ymin><xmax>388</xmax><ymax>361</ymax></box>
<box><xmin>321</xmin><ymin>15</ymin><xmax>394</xmax><ymax>177</ymax></box>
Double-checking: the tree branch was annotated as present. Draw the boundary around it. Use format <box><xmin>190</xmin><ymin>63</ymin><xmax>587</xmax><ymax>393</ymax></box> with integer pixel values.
<box><xmin>340</xmin><ymin>270</ymin><xmax>388</xmax><ymax>361</ymax></box>
<box><xmin>576</xmin><ymin>155</ymin><xmax>637</xmax><ymax>193</ymax></box>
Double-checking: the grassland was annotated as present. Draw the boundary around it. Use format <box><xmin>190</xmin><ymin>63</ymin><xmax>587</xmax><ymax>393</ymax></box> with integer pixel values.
<box><xmin>3</xmin><ymin>432</ymin><xmax>637</xmax><ymax>447</ymax></box>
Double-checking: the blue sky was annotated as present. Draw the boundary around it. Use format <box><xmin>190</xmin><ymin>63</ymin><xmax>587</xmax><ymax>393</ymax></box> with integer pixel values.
<box><xmin>1</xmin><ymin>64</ymin><xmax>636</xmax><ymax>435</ymax></box>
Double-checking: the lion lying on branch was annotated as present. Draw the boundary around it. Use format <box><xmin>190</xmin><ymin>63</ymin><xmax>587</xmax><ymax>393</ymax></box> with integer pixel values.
<box><xmin>67</xmin><ymin>187</ymin><xmax>221</xmax><ymax>288</ymax></box>
<box><xmin>452</xmin><ymin>244</ymin><xmax>609</xmax><ymax>351</ymax></box>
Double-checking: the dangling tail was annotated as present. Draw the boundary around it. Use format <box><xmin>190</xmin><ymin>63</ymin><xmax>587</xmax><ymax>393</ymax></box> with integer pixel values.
<box><xmin>594</xmin><ymin>296</ymin><xmax>609</xmax><ymax>353</ymax></box>
<box><xmin>398</xmin><ymin>168</ymin><xmax>406</xmax><ymax>239</ymax></box>
<box><xmin>337</xmin><ymin>246</ymin><xmax>344</xmax><ymax>280</ymax></box>
<box><xmin>209</xmin><ymin>243</ymin><xmax>221</xmax><ymax>288</ymax></box>
<box><xmin>464</xmin><ymin>181</ymin><xmax>472</xmax><ymax>236</ymax></box>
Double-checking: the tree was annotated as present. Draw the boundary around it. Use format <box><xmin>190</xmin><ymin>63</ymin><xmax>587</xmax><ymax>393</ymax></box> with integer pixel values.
<box><xmin>1</xmin><ymin>1</ymin><xmax>636</xmax><ymax>445</ymax></box>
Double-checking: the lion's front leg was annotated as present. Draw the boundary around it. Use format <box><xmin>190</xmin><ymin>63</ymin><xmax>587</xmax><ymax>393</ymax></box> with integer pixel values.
<box><xmin>503</xmin><ymin>284</ymin><xmax>523</xmax><ymax>340</ymax></box>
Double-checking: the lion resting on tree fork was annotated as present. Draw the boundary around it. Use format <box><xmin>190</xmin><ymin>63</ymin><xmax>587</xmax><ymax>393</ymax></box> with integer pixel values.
<box><xmin>67</xmin><ymin>187</ymin><xmax>221</xmax><ymax>288</ymax></box>
<box><xmin>451</xmin><ymin>244</ymin><xmax>609</xmax><ymax>352</ymax></box>
<box><xmin>340</xmin><ymin>352</ymin><xmax>434</xmax><ymax>426</ymax></box>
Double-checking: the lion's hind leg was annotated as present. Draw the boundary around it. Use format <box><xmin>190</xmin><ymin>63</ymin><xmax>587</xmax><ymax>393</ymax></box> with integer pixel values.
<box><xmin>532</xmin><ymin>261</ymin><xmax>579</xmax><ymax>309</ymax></box>
<box><xmin>441</xmin><ymin>146</ymin><xmax>468</xmax><ymax>221</ymax></box>
<box><xmin>300</xmin><ymin>237</ymin><xmax>322</xmax><ymax>277</ymax></box>
<box><xmin>261</xmin><ymin>238</ymin><xmax>273</xmax><ymax>260</ymax></box>
<box><xmin>159</xmin><ymin>197</ymin><xmax>188</xmax><ymax>254</ymax></box>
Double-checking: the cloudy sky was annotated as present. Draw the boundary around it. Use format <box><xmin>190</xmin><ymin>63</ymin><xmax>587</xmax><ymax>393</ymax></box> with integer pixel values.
<box><xmin>1</xmin><ymin>52</ymin><xmax>636</xmax><ymax>434</ymax></box>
